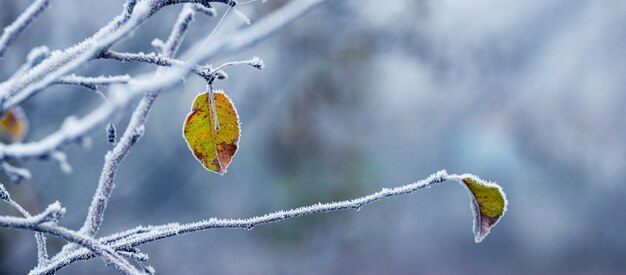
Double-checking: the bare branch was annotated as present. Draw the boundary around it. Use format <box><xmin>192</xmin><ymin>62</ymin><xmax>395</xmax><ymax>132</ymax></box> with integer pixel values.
<box><xmin>1</xmin><ymin>161</ymin><xmax>32</xmax><ymax>183</ymax></box>
<box><xmin>54</xmin><ymin>74</ymin><xmax>134</xmax><ymax>90</ymax></box>
<box><xmin>80</xmin><ymin>4</ymin><xmax>198</xmax><ymax>237</ymax></box>
<box><xmin>210</xmin><ymin>56</ymin><xmax>264</xmax><ymax>79</ymax></box>
<box><xmin>33</xmin><ymin>170</ymin><xmax>458</xmax><ymax>274</ymax></box>
<box><xmin>0</xmin><ymin>0</ymin><xmax>51</xmax><ymax>58</ymax></box>
<box><xmin>120</xmin><ymin>171</ymin><xmax>451</xmax><ymax>246</ymax></box>
<box><xmin>0</xmin><ymin>202</ymin><xmax>64</xmax><ymax>228</ymax></box>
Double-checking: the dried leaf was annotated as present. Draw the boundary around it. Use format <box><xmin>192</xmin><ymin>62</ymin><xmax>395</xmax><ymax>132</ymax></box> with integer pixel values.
<box><xmin>0</xmin><ymin>108</ymin><xmax>28</xmax><ymax>143</ymax></box>
<box><xmin>462</xmin><ymin>176</ymin><xmax>507</xmax><ymax>243</ymax></box>
<box><xmin>183</xmin><ymin>90</ymin><xmax>240</xmax><ymax>175</ymax></box>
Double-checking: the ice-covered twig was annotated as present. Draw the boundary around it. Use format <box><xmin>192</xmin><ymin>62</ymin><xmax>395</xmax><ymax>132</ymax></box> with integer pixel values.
<box><xmin>0</xmin><ymin>0</ymin><xmax>51</xmax><ymax>58</ymax></box>
<box><xmin>10</xmin><ymin>46</ymin><xmax>51</xmax><ymax>79</ymax></box>
<box><xmin>99</xmin><ymin>50</ymin><xmax>214</xmax><ymax>79</ymax></box>
<box><xmin>0</xmin><ymin>161</ymin><xmax>32</xmax><ymax>183</ymax></box>
<box><xmin>54</xmin><ymin>74</ymin><xmax>134</xmax><ymax>90</ymax></box>
<box><xmin>0</xmin><ymin>201</ymin><xmax>65</xmax><ymax>228</ymax></box>
<box><xmin>0</xmin><ymin>115</ymin><xmax>88</xmax><ymax>161</ymax></box>
<box><xmin>33</xmin><ymin>170</ymin><xmax>466</xmax><ymax>274</ymax></box>
<box><xmin>193</xmin><ymin>3</ymin><xmax>217</xmax><ymax>16</ymax></box>
<box><xmin>219</xmin><ymin>56</ymin><xmax>264</xmax><ymax>70</ymax></box>
<box><xmin>118</xmin><ymin>250</ymin><xmax>149</xmax><ymax>262</ymax></box>
<box><xmin>118</xmin><ymin>171</ymin><xmax>450</xmax><ymax>245</ymax></box>
<box><xmin>211</xmin><ymin>56</ymin><xmax>265</xmax><ymax>76</ymax></box>
<box><xmin>0</xmin><ymin>182</ymin><xmax>48</xmax><ymax>265</ymax></box>
<box><xmin>100</xmin><ymin>51</ymin><xmax>263</xmax><ymax>81</ymax></box>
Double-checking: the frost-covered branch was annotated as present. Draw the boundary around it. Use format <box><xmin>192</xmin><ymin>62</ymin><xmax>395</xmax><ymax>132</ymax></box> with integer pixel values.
<box><xmin>0</xmin><ymin>183</ymin><xmax>48</xmax><ymax>265</ymax></box>
<box><xmin>0</xmin><ymin>0</ymin><xmax>327</xmax><ymax>163</ymax></box>
<box><xmin>32</xmin><ymin>170</ymin><xmax>472</xmax><ymax>274</ymax></box>
<box><xmin>119</xmin><ymin>171</ymin><xmax>453</xmax><ymax>246</ymax></box>
<box><xmin>54</xmin><ymin>74</ymin><xmax>134</xmax><ymax>90</ymax></box>
<box><xmin>100</xmin><ymin>51</ymin><xmax>264</xmax><ymax>81</ymax></box>
<box><xmin>213</xmin><ymin>56</ymin><xmax>265</xmax><ymax>71</ymax></box>
<box><xmin>0</xmin><ymin>115</ymin><xmax>95</xmax><ymax>161</ymax></box>
<box><xmin>0</xmin><ymin>0</ymin><xmax>234</xmax><ymax>113</ymax></box>
<box><xmin>99</xmin><ymin>50</ymin><xmax>213</xmax><ymax>79</ymax></box>
<box><xmin>0</xmin><ymin>161</ymin><xmax>32</xmax><ymax>184</ymax></box>
<box><xmin>0</xmin><ymin>0</ymin><xmax>338</xmax><ymax>273</ymax></box>
<box><xmin>79</xmin><ymin>4</ymin><xmax>198</xmax><ymax>238</ymax></box>
<box><xmin>0</xmin><ymin>202</ymin><xmax>143</xmax><ymax>274</ymax></box>
<box><xmin>0</xmin><ymin>0</ymin><xmax>51</xmax><ymax>58</ymax></box>
<box><xmin>0</xmin><ymin>202</ymin><xmax>64</xmax><ymax>228</ymax></box>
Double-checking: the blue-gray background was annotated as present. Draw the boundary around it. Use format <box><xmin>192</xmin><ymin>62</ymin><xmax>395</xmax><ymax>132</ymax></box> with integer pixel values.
<box><xmin>1</xmin><ymin>0</ymin><xmax>625</xmax><ymax>274</ymax></box>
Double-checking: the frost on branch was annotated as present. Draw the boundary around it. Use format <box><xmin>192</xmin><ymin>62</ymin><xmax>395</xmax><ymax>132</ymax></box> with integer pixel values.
<box><xmin>0</xmin><ymin>0</ymin><xmax>51</xmax><ymax>58</ymax></box>
<box><xmin>0</xmin><ymin>0</ymin><xmax>510</xmax><ymax>274</ymax></box>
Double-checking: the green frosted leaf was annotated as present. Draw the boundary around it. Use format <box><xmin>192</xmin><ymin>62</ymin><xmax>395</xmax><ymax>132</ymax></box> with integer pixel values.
<box><xmin>462</xmin><ymin>176</ymin><xmax>507</xmax><ymax>242</ymax></box>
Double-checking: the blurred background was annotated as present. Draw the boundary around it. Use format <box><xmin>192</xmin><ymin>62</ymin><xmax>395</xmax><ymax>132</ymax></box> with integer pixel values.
<box><xmin>1</xmin><ymin>0</ymin><xmax>626</xmax><ymax>274</ymax></box>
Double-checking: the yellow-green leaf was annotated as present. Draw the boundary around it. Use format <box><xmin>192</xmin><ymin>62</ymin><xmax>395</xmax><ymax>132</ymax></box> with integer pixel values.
<box><xmin>183</xmin><ymin>91</ymin><xmax>240</xmax><ymax>175</ymax></box>
<box><xmin>0</xmin><ymin>108</ymin><xmax>28</xmax><ymax>144</ymax></box>
<box><xmin>462</xmin><ymin>176</ymin><xmax>507</xmax><ymax>243</ymax></box>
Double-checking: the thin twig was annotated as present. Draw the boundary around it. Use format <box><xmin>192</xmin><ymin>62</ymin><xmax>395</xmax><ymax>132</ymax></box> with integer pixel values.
<box><xmin>0</xmin><ymin>183</ymin><xmax>48</xmax><ymax>265</ymax></box>
<box><xmin>32</xmin><ymin>170</ymin><xmax>457</xmax><ymax>275</ymax></box>
<box><xmin>0</xmin><ymin>0</ymin><xmax>51</xmax><ymax>58</ymax></box>
<box><xmin>99</xmin><ymin>51</ymin><xmax>213</xmax><ymax>79</ymax></box>
<box><xmin>53</xmin><ymin>74</ymin><xmax>134</xmax><ymax>90</ymax></box>
<box><xmin>213</xmin><ymin>56</ymin><xmax>264</xmax><ymax>71</ymax></box>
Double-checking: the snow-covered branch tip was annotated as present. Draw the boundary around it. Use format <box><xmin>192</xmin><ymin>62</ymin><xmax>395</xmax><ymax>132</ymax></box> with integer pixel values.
<box><xmin>0</xmin><ymin>182</ymin><xmax>50</xmax><ymax>265</ymax></box>
<box><xmin>1</xmin><ymin>162</ymin><xmax>32</xmax><ymax>183</ymax></box>
<box><xmin>0</xmin><ymin>0</ymin><xmax>51</xmax><ymax>58</ymax></box>
<box><xmin>0</xmin><ymin>202</ymin><xmax>64</xmax><ymax>229</ymax></box>
<box><xmin>213</xmin><ymin>56</ymin><xmax>265</xmax><ymax>72</ymax></box>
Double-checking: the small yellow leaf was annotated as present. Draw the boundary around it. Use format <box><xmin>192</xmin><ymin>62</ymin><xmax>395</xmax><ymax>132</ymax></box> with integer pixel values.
<box><xmin>0</xmin><ymin>108</ymin><xmax>28</xmax><ymax>144</ymax></box>
<box><xmin>462</xmin><ymin>176</ymin><xmax>507</xmax><ymax>242</ymax></box>
<box><xmin>183</xmin><ymin>90</ymin><xmax>240</xmax><ymax>175</ymax></box>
